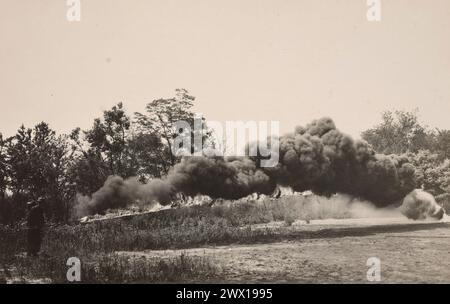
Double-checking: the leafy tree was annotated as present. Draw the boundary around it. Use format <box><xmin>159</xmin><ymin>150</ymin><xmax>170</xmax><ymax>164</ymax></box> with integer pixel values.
<box><xmin>67</xmin><ymin>127</ymin><xmax>108</xmax><ymax>193</ymax></box>
<box><xmin>0</xmin><ymin>133</ymin><xmax>7</xmax><ymax>198</ymax></box>
<box><xmin>433</xmin><ymin>129</ymin><xmax>450</xmax><ymax>160</ymax></box>
<box><xmin>67</xmin><ymin>103</ymin><xmax>137</xmax><ymax>195</ymax></box>
<box><xmin>0</xmin><ymin>91</ymin><xmax>214</xmax><ymax>223</ymax></box>
<box><xmin>410</xmin><ymin>150</ymin><xmax>450</xmax><ymax>196</ymax></box>
<box><xmin>84</xmin><ymin>102</ymin><xmax>134</xmax><ymax>177</ymax></box>
<box><xmin>362</xmin><ymin>110</ymin><xmax>433</xmax><ymax>154</ymax></box>
<box><xmin>6</xmin><ymin>125</ymin><xmax>34</xmax><ymax>196</ymax></box>
<box><xmin>5</xmin><ymin>123</ymin><xmax>71</xmax><ymax>222</ymax></box>
<box><xmin>0</xmin><ymin>133</ymin><xmax>9</xmax><ymax>224</ymax></box>
<box><xmin>135</xmin><ymin>89</ymin><xmax>212</xmax><ymax>174</ymax></box>
<box><xmin>128</xmin><ymin>132</ymin><xmax>167</xmax><ymax>179</ymax></box>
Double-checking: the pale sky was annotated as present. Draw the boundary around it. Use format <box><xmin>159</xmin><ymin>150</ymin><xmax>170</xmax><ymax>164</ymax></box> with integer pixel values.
<box><xmin>1</xmin><ymin>0</ymin><xmax>449</xmax><ymax>138</ymax></box>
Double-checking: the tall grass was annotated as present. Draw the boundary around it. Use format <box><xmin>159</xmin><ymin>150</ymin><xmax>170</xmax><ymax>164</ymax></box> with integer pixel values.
<box><xmin>1</xmin><ymin>194</ymin><xmax>371</xmax><ymax>283</ymax></box>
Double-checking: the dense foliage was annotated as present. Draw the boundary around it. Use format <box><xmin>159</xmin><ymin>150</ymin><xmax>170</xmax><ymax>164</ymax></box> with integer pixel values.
<box><xmin>0</xmin><ymin>89</ymin><xmax>209</xmax><ymax>224</ymax></box>
<box><xmin>1</xmin><ymin>100</ymin><xmax>450</xmax><ymax>225</ymax></box>
<box><xmin>362</xmin><ymin>110</ymin><xmax>450</xmax><ymax>209</ymax></box>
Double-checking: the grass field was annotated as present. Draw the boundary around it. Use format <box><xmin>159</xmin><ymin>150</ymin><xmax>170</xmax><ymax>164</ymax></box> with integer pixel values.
<box><xmin>120</xmin><ymin>222</ymin><xmax>450</xmax><ymax>283</ymax></box>
<box><xmin>1</xmin><ymin>194</ymin><xmax>448</xmax><ymax>283</ymax></box>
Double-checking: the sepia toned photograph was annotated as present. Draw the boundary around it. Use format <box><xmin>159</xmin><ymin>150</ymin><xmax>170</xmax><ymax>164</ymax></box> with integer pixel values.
<box><xmin>1</xmin><ymin>0</ymin><xmax>450</xmax><ymax>289</ymax></box>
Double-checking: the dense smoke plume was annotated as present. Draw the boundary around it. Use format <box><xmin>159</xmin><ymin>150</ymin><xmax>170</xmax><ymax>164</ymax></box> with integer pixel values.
<box><xmin>75</xmin><ymin>176</ymin><xmax>173</xmax><ymax>217</ymax></box>
<box><xmin>75</xmin><ymin>117</ymin><xmax>419</xmax><ymax>217</ymax></box>
<box><xmin>168</xmin><ymin>156</ymin><xmax>276</xmax><ymax>199</ymax></box>
<box><xmin>400</xmin><ymin>189</ymin><xmax>445</xmax><ymax>220</ymax></box>
<box><xmin>264</xmin><ymin>117</ymin><xmax>417</xmax><ymax>207</ymax></box>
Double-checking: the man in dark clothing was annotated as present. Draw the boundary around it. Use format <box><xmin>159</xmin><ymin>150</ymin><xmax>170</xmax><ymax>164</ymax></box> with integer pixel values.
<box><xmin>26</xmin><ymin>199</ymin><xmax>45</xmax><ymax>257</ymax></box>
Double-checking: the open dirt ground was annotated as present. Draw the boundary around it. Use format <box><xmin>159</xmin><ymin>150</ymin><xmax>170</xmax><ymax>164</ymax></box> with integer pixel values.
<box><xmin>119</xmin><ymin>217</ymin><xmax>450</xmax><ymax>283</ymax></box>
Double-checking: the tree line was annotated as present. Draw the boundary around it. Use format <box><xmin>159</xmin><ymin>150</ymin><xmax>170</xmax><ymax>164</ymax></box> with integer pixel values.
<box><xmin>0</xmin><ymin>89</ymin><xmax>211</xmax><ymax>224</ymax></box>
<box><xmin>361</xmin><ymin>109</ymin><xmax>450</xmax><ymax>200</ymax></box>
<box><xmin>1</xmin><ymin>93</ymin><xmax>449</xmax><ymax>225</ymax></box>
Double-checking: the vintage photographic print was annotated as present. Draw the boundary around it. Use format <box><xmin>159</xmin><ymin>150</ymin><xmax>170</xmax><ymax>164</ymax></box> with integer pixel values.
<box><xmin>1</xmin><ymin>0</ymin><xmax>450</xmax><ymax>289</ymax></box>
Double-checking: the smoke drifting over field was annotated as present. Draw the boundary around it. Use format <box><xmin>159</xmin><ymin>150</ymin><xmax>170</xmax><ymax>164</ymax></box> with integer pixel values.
<box><xmin>75</xmin><ymin>176</ymin><xmax>173</xmax><ymax>217</ymax></box>
<box><xmin>281</xmin><ymin>193</ymin><xmax>402</xmax><ymax>221</ymax></box>
<box><xmin>168</xmin><ymin>156</ymin><xmax>276</xmax><ymax>199</ymax></box>
<box><xmin>265</xmin><ymin>117</ymin><xmax>416</xmax><ymax>207</ymax></box>
<box><xmin>75</xmin><ymin>117</ymin><xmax>419</xmax><ymax>217</ymax></box>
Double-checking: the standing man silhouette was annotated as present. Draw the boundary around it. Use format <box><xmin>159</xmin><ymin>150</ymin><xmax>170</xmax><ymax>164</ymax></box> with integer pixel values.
<box><xmin>26</xmin><ymin>198</ymin><xmax>45</xmax><ymax>257</ymax></box>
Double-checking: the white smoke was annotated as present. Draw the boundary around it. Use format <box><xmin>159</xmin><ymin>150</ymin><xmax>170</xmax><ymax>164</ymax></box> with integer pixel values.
<box><xmin>400</xmin><ymin>189</ymin><xmax>445</xmax><ymax>220</ymax></box>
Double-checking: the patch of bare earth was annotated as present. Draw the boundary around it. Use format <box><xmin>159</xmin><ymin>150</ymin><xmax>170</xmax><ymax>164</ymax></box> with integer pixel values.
<box><xmin>119</xmin><ymin>219</ymin><xmax>450</xmax><ymax>283</ymax></box>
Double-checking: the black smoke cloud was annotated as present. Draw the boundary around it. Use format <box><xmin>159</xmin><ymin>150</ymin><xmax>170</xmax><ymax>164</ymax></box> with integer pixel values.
<box><xmin>168</xmin><ymin>156</ymin><xmax>276</xmax><ymax>199</ymax></box>
<box><xmin>75</xmin><ymin>176</ymin><xmax>174</xmax><ymax>217</ymax></box>
<box><xmin>265</xmin><ymin>118</ymin><xmax>417</xmax><ymax>207</ymax></box>
<box><xmin>75</xmin><ymin>117</ymin><xmax>418</xmax><ymax>217</ymax></box>
<box><xmin>75</xmin><ymin>157</ymin><xmax>275</xmax><ymax>217</ymax></box>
